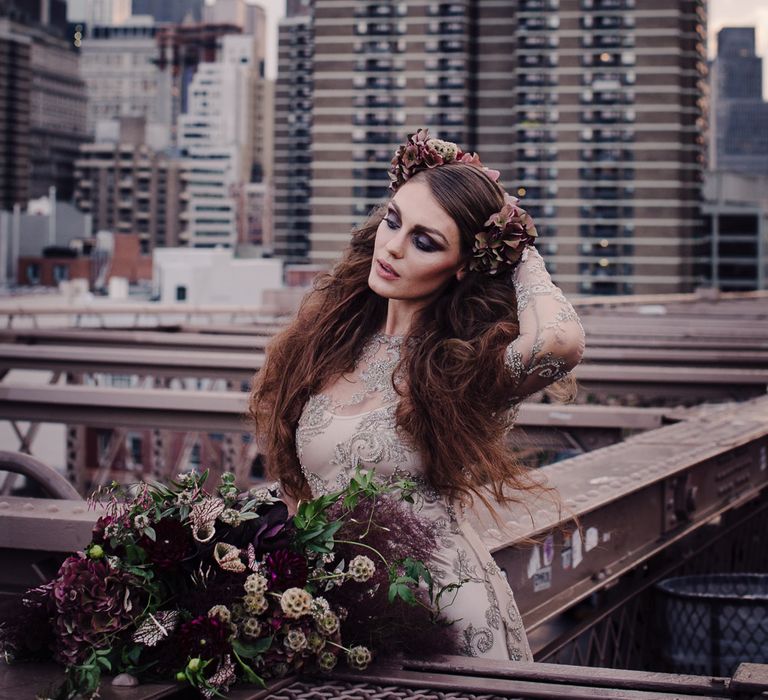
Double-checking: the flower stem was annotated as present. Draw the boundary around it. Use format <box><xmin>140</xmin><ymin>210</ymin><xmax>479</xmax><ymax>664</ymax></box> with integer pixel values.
<box><xmin>335</xmin><ymin>540</ymin><xmax>389</xmax><ymax>567</ymax></box>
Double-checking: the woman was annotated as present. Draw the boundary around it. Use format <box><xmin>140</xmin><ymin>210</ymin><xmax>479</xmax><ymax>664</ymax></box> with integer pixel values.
<box><xmin>250</xmin><ymin>130</ymin><xmax>585</xmax><ymax>661</ymax></box>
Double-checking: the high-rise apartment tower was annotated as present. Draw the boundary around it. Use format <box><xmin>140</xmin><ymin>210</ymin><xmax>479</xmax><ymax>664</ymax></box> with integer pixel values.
<box><xmin>309</xmin><ymin>0</ymin><xmax>707</xmax><ymax>294</ymax></box>
<box><xmin>272</xmin><ymin>0</ymin><xmax>313</xmax><ymax>261</ymax></box>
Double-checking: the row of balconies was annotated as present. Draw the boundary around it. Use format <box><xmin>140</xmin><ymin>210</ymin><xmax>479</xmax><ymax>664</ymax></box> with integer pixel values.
<box><xmin>517</xmin><ymin>129</ymin><xmax>556</xmax><ymax>143</ymax></box>
<box><xmin>519</xmin><ymin>0</ymin><xmax>559</xmax><ymax>11</ymax></box>
<box><xmin>519</xmin><ymin>108</ymin><xmax>559</xmax><ymax>123</ymax></box>
<box><xmin>580</xmin><ymin>242</ymin><xmax>635</xmax><ymax>256</ymax></box>
<box><xmin>580</xmin><ymin>205</ymin><xmax>635</xmax><ymax>218</ymax></box>
<box><xmin>582</xmin><ymin>0</ymin><xmax>635</xmax><ymax>10</ymax></box>
<box><xmin>427</xmin><ymin>3</ymin><xmax>466</xmax><ymax>17</ymax></box>
<box><xmin>519</xmin><ymin>35</ymin><xmax>558</xmax><ymax>49</ymax></box>
<box><xmin>519</xmin><ymin>185</ymin><xmax>558</xmax><ymax>199</ymax></box>
<box><xmin>351</xmin><ymin>130</ymin><xmax>393</xmax><ymax>145</ymax></box>
<box><xmin>581</xmin><ymin>109</ymin><xmax>635</xmax><ymax>124</ymax></box>
<box><xmin>426</xmin><ymin>21</ymin><xmax>466</xmax><ymax>34</ymax></box>
<box><xmin>353</xmin><ymin>112</ymin><xmax>406</xmax><ymax>127</ymax></box>
<box><xmin>519</xmin><ymin>16</ymin><xmax>560</xmax><ymax>31</ymax></box>
<box><xmin>518</xmin><ymin>92</ymin><xmax>559</xmax><ymax>106</ymax></box>
<box><xmin>517</xmin><ymin>166</ymin><xmax>559</xmax><ymax>181</ymax></box>
<box><xmin>427</xmin><ymin>93</ymin><xmax>465</xmax><ymax>107</ymax></box>
<box><xmin>583</xmin><ymin>71</ymin><xmax>636</xmax><ymax>87</ymax></box>
<box><xmin>582</xmin><ymin>35</ymin><xmax>634</xmax><ymax>49</ymax></box>
<box><xmin>425</xmin><ymin>75</ymin><xmax>465</xmax><ymax>89</ymax></box>
<box><xmin>354</xmin><ymin>21</ymin><xmax>406</xmax><ymax>36</ymax></box>
<box><xmin>352</xmin><ymin>147</ymin><xmax>392</xmax><ymax>163</ymax></box>
<box><xmin>519</xmin><ymin>54</ymin><xmax>559</xmax><ymax>68</ymax></box>
<box><xmin>425</xmin><ymin>112</ymin><xmax>465</xmax><ymax>126</ymax></box>
<box><xmin>579</xmin><ymin>128</ymin><xmax>635</xmax><ymax>143</ymax></box>
<box><xmin>579</xmin><ymin>167</ymin><xmax>635</xmax><ymax>181</ymax></box>
<box><xmin>579</xmin><ymin>262</ymin><xmax>634</xmax><ymax>277</ymax></box>
<box><xmin>517</xmin><ymin>147</ymin><xmax>558</xmax><ymax>162</ymax></box>
<box><xmin>580</xmin><ymin>223</ymin><xmax>634</xmax><ymax>237</ymax></box>
<box><xmin>518</xmin><ymin>73</ymin><xmax>558</xmax><ymax>87</ymax></box>
<box><xmin>580</xmin><ymin>147</ymin><xmax>634</xmax><ymax>162</ymax></box>
<box><xmin>352</xmin><ymin>75</ymin><xmax>407</xmax><ymax>89</ymax></box>
<box><xmin>354</xmin><ymin>40</ymin><xmax>405</xmax><ymax>54</ymax></box>
<box><xmin>582</xmin><ymin>52</ymin><xmax>635</xmax><ymax>67</ymax></box>
<box><xmin>581</xmin><ymin>15</ymin><xmax>634</xmax><ymax>30</ymax></box>
<box><xmin>355</xmin><ymin>58</ymin><xmax>405</xmax><ymax>72</ymax></box>
<box><xmin>425</xmin><ymin>39</ymin><xmax>465</xmax><ymax>52</ymax></box>
<box><xmin>425</xmin><ymin>57</ymin><xmax>466</xmax><ymax>71</ymax></box>
<box><xmin>353</xmin><ymin>3</ymin><xmax>407</xmax><ymax>18</ymax></box>
<box><xmin>579</xmin><ymin>185</ymin><xmax>635</xmax><ymax>199</ymax></box>
<box><xmin>353</xmin><ymin>94</ymin><xmax>405</xmax><ymax>108</ymax></box>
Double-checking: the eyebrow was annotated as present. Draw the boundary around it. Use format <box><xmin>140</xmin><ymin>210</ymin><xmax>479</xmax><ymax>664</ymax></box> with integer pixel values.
<box><xmin>389</xmin><ymin>201</ymin><xmax>449</xmax><ymax>246</ymax></box>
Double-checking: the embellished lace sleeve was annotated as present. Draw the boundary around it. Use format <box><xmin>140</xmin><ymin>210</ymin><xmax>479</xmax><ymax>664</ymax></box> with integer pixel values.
<box><xmin>505</xmin><ymin>247</ymin><xmax>585</xmax><ymax>399</ymax></box>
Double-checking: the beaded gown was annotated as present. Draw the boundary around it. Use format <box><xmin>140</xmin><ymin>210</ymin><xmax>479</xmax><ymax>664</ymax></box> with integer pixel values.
<box><xmin>294</xmin><ymin>248</ymin><xmax>585</xmax><ymax>661</ymax></box>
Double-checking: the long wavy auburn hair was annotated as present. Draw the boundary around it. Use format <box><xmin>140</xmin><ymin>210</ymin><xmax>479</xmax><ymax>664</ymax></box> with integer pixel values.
<box><xmin>250</xmin><ymin>163</ymin><xmax>574</xmax><ymax>514</ymax></box>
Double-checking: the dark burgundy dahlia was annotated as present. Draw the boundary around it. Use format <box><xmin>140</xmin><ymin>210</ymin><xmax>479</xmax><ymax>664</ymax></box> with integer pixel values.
<box><xmin>264</xmin><ymin>548</ymin><xmax>308</xmax><ymax>590</ymax></box>
<box><xmin>51</xmin><ymin>555</ymin><xmax>142</xmax><ymax>665</ymax></box>
<box><xmin>138</xmin><ymin>518</ymin><xmax>194</xmax><ymax>570</ymax></box>
<box><xmin>176</xmin><ymin>614</ymin><xmax>232</xmax><ymax>661</ymax></box>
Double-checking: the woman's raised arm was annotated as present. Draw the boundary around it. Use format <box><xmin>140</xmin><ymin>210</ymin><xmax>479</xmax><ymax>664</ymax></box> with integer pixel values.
<box><xmin>505</xmin><ymin>246</ymin><xmax>586</xmax><ymax>399</ymax></box>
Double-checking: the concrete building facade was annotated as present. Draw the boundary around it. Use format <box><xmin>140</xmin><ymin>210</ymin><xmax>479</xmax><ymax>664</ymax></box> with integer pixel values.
<box><xmin>74</xmin><ymin>119</ymin><xmax>185</xmax><ymax>250</ymax></box>
<box><xmin>272</xmin><ymin>6</ymin><xmax>313</xmax><ymax>262</ymax></box>
<box><xmin>0</xmin><ymin>0</ymin><xmax>89</xmax><ymax>202</ymax></box>
<box><xmin>131</xmin><ymin>0</ymin><xmax>203</xmax><ymax>24</ymax></box>
<box><xmin>0</xmin><ymin>29</ymin><xmax>31</xmax><ymax>211</ymax></box>
<box><xmin>79</xmin><ymin>18</ymin><xmax>172</xmax><ymax>139</ymax></box>
<box><xmin>308</xmin><ymin>0</ymin><xmax>706</xmax><ymax>294</ymax></box>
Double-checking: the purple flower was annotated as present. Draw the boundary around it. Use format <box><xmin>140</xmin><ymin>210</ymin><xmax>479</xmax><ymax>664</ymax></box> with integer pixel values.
<box><xmin>221</xmin><ymin>501</ymin><xmax>293</xmax><ymax>554</ymax></box>
<box><xmin>264</xmin><ymin>549</ymin><xmax>308</xmax><ymax>590</ymax></box>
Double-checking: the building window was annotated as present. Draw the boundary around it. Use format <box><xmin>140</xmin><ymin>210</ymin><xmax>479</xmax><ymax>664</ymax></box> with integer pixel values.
<box><xmin>26</xmin><ymin>263</ymin><xmax>41</xmax><ymax>284</ymax></box>
<box><xmin>176</xmin><ymin>285</ymin><xmax>187</xmax><ymax>302</ymax></box>
<box><xmin>53</xmin><ymin>264</ymin><xmax>69</xmax><ymax>283</ymax></box>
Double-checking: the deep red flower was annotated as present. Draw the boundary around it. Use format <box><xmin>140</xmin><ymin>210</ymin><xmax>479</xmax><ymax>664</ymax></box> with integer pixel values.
<box><xmin>139</xmin><ymin>518</ymin><xmax>194</xmax><ymax>570</ymax></box>
<box><xmin>176</xmin><ymin>614</ymin><xmax>232</xmax><ymax>661</ymax></box>
<box><xmin>50</xmin><ymin>555</ymin><xmax>141</xmax><ymax>665</ymax></box>
<box><xmin>264</xmin><ymin>549</ymin><xmax>308</xmax><ymax>590</ymax></box>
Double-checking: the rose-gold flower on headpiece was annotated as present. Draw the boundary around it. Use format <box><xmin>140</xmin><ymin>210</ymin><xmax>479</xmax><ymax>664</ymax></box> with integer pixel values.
<box><xmin>470</xmin><ymin>195</ymin><xmax>538</xmax><ymax>275</ymax></box>
<box><xmin>388</xmin><ymin>128</ymin><xmax>500</xmax><ymax>191</ymax></box>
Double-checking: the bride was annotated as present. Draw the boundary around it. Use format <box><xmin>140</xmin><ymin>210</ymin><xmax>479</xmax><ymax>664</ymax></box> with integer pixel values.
<box><xmin>250</xmin><ymin>130</ymin><xmax>585</xmax><ymax>660</ymax></box>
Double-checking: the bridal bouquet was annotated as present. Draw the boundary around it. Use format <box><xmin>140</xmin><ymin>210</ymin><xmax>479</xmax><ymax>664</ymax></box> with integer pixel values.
<box><xmin>0</xmin><ymin>469</ymin><xmax>461</xmax><ymax>699</ymax></box>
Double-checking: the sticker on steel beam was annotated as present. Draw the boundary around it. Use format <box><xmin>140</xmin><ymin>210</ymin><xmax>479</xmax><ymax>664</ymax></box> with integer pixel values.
<box><xmin>561</xmin><ymin>531</ymin><xmax>573</xmax><ymax>570</ymax></box>
<box><xmin>542</xmin><ymin>534</ymin><xmax>554</xmax><ymax>567</ymax></box>
<box><xmin>585</xmin><ymin>526</ymin><xmax>599</xmax><ymax>552</ymax></box>
<box><xmin>572</xmin><ymin>528</ymin><xmax>583</xmax><ymax>568</ymax></box>
<box><xmin>527</xmin><ymin>545</ymin><xmax>541</xmax><ymax>579</ymax></box>
<box><xmin>533</xmin><ymin>566</ymin><xmax>552</xmax><ymax>593</ymax></box>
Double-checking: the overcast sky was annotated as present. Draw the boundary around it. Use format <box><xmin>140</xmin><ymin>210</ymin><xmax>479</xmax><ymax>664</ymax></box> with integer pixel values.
<box><xmin>255</xmin><ymin>0</ymin><xmax>768</xmax><ymax>94</ymax></box>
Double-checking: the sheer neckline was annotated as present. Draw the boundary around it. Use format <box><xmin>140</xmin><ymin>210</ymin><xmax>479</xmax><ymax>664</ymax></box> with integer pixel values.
<box><xmin>373</xmin><ymin>330</ymin><xmax>405</xmax><ymax>342</ymax></box>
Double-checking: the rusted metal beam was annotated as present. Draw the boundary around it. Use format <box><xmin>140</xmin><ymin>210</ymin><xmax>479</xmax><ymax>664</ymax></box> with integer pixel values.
<box><xmin>2</xmin><ymin>345</ymin><xmax>765</xmax><ymax>403</ymax></box>
<box><xmin>474</xmin><ymin>395</ymin><xmax>768</xmax><ymax>634</ymax></box>
<box><xmin>0</xmin><ymin>451</ymin><xmax>81</xmax><ymax>500</ymax></box>
<box><xmin>0</xmin><ymin>344</ymin><xmax>263</xmax><ymax>382</ymax></box>
<box><xmin>0</xmin><ymin>384</ymin><xmax>671</xmax><ymax>433</ymax></box>
<box><xmin>4</xmin><ymin>657</ymin><xmax>768</xmax><ymax>700</ymax></box>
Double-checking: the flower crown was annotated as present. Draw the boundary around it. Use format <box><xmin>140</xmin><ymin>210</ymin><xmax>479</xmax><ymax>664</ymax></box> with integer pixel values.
<box><xmin>388</xmin><ymin>129</ymin><xmax>537</xmax><ymax>275</ymax></box>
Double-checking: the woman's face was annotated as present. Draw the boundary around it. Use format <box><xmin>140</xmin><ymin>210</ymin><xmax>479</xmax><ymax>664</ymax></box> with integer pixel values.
<box><xmin>368</xmin><ymin>179</ymin><xmax>465</xmax><ymax>305</ymax></box>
